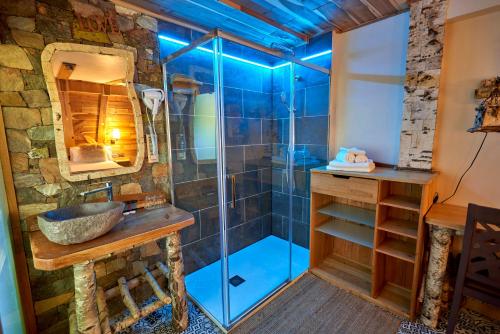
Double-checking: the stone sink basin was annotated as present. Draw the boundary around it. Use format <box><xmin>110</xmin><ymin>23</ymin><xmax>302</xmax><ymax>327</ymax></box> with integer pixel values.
<box><xmin>38</xmin><ymin>202</ymin><xmax>125</xmax><ymax>245</ymax></box>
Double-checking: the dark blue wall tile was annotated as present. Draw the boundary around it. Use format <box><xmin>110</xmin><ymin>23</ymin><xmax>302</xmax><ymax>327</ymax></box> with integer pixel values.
<box><xmin>244</xmin><ymin>144</ymin><xmax>272</xmax><ymax>171</ymax></box>
<box><xmin>262</xmin><ymin>119</ymin><xmax>273</xmax><ymax>144</ymax></box>
<box><xmin>272</xmin><ymin>168</ymin><xmax>284</xmax><ymax>193</ymax></box>
<box><xmin>271</xmin><ymin>213</ymin><xmax>285</xmax><ymax>239</ymax></box>
<box><xmin>175</xmin><ymin>178</ymin><xmax>218</xmax><ymax>212</ymax></box>
<box><xmin>196</xmin><ymin>149</ymin><xmax>217</xmax><ymax>179</ymax></box>
<box><xmin>260</xmin><ymin>168</ymin><xmax>272</xmax><ymax>193</ymax></box>
<box><xmin>242</xmin><ymin>170</ymin><xmax>261</xmax><ymax>198</ymax></box>
<box><xmin>245</xmin><ymin>192</ymin><xmax>271</xmax><ymax>221</ymax></box>
<box><xmin>227</xmin><ymin>199</ymin><xmax>245</xmax><ymax>228</ymax></box>
<box><xmin>181</xmin><ymin>211</ymin><xmax>201</xmax><ymax>244</ymax></box>
<box><xmin>228</xmin><ymin>218</ymin><xmax>264</xmax><ymax>254</ymax></box>
<box><xmin>295</xmin><ymin>116</ymin><xmax>328</xmax><ymax>145</ymax></box>
<box><xmin>243</xmin><ymin>90</ymin><xmax>272</xmax><ymax>118</ymax></box>
<box><xmin>226</xmin><ymin>146</ymin><xmax>244</xmax><ymax>174</ymax></box>
<box><xmin>224</xmin><ymin>87</ymin><xmax>243</xmax><ymax>117</ymax></box>
<box><xmin>262</xmin><ymin>214</ymin><xmax>272</xmax><ymax>237</ymax></box>
<box><xmin>295</xmin><ymin>66</ymin><xmax>329</xmax><ymax>90</ymax></box>
<box><xmin>200</xmin><ymin>206</ymin><xmax>220</xmax><ymax>238</ymax></box>
<box><xmin>182</xmin><ymin>233</ymin><xmax>221</xmax><ymax>274</ymax></box>
<box><xmin>171</xmin><ymin>149</ymin><xmax>197</xmax><ymax>183</ymax></box>
<box><xmin>225</xmin><ymin>117</ymin><xmax>261</xmax><ymax>146</ymax></box>
<box><xmin>223</xmin><ymin>60</ymin><xmax>263</xmax><ymax>91</ymax></box>
<box><xmin>305</xmin><ymin>84</ymin><xmax>329</xmax><ymax>116</ymax></box>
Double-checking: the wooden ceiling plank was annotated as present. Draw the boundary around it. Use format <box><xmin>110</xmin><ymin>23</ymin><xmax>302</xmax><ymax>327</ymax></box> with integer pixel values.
<box><xmin>112</xmin><ymin>0</ymin><xmax>209</xmax><ymax>33</ymax></box>
<box><xmin>387</xmin><ymin>0</ymin><xmax>408</xmax><ymax>10</ymax></box>
<box><xmin>219</xmin><ymin>0</ymin><xmax>309</xmax><ymax>41</ymax></box>
<box><xmin>330</xmin><ymin>0</ymin><xmax>362</xmax><ymax>25</ymax></box>
<box><xmin>359</xmin><ymin>0</ymin><xmax>383</xmax><ymax>18</ymax></box>
<box><xmin>260</xmin><ymin>0</ymin><xmax>325</xmax><ymax>33</ymax></box>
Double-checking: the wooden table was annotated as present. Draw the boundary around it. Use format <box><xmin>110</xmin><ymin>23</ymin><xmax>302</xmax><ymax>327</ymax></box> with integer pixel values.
<box><xmin>421</xmin><ymin>204</ymin><xmax>467</xmax><ymax>328</ymax></box>
<box><xmin>30</xmin><ymin>204</ymin><xmax>194</xmax><ymax>333</ymax></box>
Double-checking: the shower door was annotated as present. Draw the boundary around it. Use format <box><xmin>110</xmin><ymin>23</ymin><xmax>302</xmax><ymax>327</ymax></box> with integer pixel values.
<box><xmin>219</xmin><ymin>38</ymin><xmax>292</xmax><ymax>324</ymax></box>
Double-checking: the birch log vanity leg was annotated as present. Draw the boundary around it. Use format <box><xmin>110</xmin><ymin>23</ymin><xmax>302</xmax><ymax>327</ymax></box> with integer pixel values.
<box><xmin>421</xmin><ymin>204</ymin><xmax>468</xmax><ymax>328</ymax></box>
<box><xmin>73</xmin><ymin>260</ymin><xmax>101</xmax><ymax>334</ymax></box>
<box><xmin>166</xmin><ymin>231</ymin><xmax>189</xmax><ymax>331</ymax></box>
<box><xmin>309</xmin><ymin>166</ymin><xmax>437</xmax><ymax>320</ymax></box>
<box><xmin>29</xmin><ymin>205</ymin><xmax>194</xmax><ymax>333</ymax></box>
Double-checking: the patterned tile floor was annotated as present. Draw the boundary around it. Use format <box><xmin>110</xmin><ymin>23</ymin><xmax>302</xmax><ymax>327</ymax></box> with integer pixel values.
<box><xmin>398</xmin><ymin>309</ymin><xmax>500</xmax><ymax>334</ymax></box>
<box><xmin>116</xmin><ymin>300</ymin><xmax>222</xmax><ymax>334</ymax></box>
<box><xmin>116</xmin><ymin>295</ymin><xmax>499</xmax><ymax>334</ymax></box>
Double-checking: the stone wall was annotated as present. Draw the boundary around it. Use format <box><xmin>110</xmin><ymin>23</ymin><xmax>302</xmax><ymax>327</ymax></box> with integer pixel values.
<box><xmin>398</xmin><ymin>0</ymin><xmax>448</xmax><ymax>170</ymax></box>
<box><xmin>0</xmin><ymin>0</ymin><xmax>170</xmax><ymax>332</ymax></box>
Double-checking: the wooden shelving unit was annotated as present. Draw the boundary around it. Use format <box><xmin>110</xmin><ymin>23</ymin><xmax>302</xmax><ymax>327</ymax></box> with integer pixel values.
<box><xmin>310</xmin><ymin>166</ymin><xmax>436</xmax><ymax>320</ymax></box>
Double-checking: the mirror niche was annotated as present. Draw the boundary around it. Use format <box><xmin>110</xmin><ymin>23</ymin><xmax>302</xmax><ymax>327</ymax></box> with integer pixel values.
<box><xmin>42</xmin><ymin>43</ymin><xmax>144</xmax><ymax>181</ymax></box>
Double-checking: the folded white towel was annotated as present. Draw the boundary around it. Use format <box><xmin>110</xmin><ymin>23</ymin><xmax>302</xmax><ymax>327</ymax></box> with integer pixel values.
<box><xmin>326</xmin><ymin>164</ymin><xmax>375</xmax><ymax>173</ymax></box>
<box><xmin>327</xmin><ymin>159</ymin><xmax>375</xmax><ymax>173</ymax></box>
<box><xmin>340</xmin><ymin>147</ymin><xmax>366</xmax><ymax>156</ymax></box>
<box><xmin>329</xmin><ymin>159</ymin><xmax>373</xmax><ymax>168</ymax></box>
<box><xmin>354</xmin><ymin>154</ymin><xmax>368</xmax><ymax>163</ymax></box>
<box><xmin>335</xmin><ymin>150</ymin><xmax>355</xmax><ymax>163</ymax></box>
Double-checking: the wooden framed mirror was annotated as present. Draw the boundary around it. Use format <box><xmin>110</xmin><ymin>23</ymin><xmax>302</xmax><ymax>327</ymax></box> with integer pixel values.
<box><xmin>41</xmin><ymin>43</ymin><xmax>144</xmax><ymax>181</ymax></box>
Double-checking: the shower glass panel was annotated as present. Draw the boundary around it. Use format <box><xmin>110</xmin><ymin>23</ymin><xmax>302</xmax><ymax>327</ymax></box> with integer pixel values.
<box><xmin>289</xmin><ymin>63</ymin><xmax>330</xmax><ymax>273</ymax></box>
<box><xmin>161</xmin><ymin>31</ymin><xmax>331</xmax><ymax>329</ymax></box>
<box><xmin>163</xmin><ymin>38</ymin><xmax>224</xmax><ymax>323</ymax></box>
<box><xmin>220</xmin><ymin>38</ymin><xmax>291</xmax><ymax>323</ymax></box>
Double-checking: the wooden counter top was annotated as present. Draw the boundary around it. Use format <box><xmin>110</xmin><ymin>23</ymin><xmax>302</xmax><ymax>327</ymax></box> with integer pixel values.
<box><xmin>425</xmin><ymin>204</ymin><xmax>467</xmax><ymax>232</ymax></box>
<box><xmin>29</xmin><ymin>204</ymin><xmax>194</xmax><ymax>271</ymax></box>
<box><xmin>311</xmin><ymin>166</ymin><xmax>437</xmax><ymax>185</ymax></box>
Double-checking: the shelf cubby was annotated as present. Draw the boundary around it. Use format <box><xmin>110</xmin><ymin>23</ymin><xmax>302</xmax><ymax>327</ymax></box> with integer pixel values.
<box><xmin>379</xmin><ymin>181</ymin><xmax>422</xmax><ymax>213</ymax></box>
<box><xmin>318</xmin><ymin>202</ymin><xmax>375</xmax><ymax>228</ymax></box>
<box><xmin>311</xmin><ymin>254</ymin><xmax>372</xmax><ymax>296</ymax></box>
<box><xmin>377</xmin><ymin>206</ymin><xmax>419</xmax><ymax>239</ymax></box>
<box><xmin>377</xmin><ymin>238</ymin><xmax>416</xmax><ymax>263</ymax></box>
<box><xmin>377</xmin><ymin>282</ymin><xmax>411</xmax><ymax>315</ymax></box>
<box><xmin>316</xmin><ymin>220</ymin><xmax>374</xmax><ymax>249</ymax></box>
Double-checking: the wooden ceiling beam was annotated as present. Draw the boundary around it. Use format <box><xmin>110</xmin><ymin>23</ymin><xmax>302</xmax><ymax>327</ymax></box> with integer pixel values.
<box><xmin>218</xmin><ymin>0</ymin><xmax>309</xmax><ymax>42</ymax></box>
<box><xmin>359</xmin><ymin>0</ymin><xmax>383</xmax><ymax>18</ymax></box>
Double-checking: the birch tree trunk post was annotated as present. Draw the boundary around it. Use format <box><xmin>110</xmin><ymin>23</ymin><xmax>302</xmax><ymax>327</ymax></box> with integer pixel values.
<box><xmin>421</xmin><ymin>226</ymin><xmax>452</xmax><ymax>328</ymax></box>
<box><xmin>166</xmin><ymin>232</ymin><xmax>188</xmax><ymax>331</ymax></box>
<box><xmin>74</xmin><ymin>260</ymin><xmax>101</xmax><ymax>334</ymax></box>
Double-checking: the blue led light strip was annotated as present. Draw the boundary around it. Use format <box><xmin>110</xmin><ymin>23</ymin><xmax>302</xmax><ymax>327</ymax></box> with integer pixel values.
<box><xmin>159</xmin><ymin>35</ymin><xmax>332</xmax><ymax>70</ymax></box>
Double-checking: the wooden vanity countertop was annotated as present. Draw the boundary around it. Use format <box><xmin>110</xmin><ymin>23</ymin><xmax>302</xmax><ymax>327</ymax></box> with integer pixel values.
<box><xmin>29</xmin><ymin>204</ymin><xmax>194</xmax><ymax>271</ymax></box>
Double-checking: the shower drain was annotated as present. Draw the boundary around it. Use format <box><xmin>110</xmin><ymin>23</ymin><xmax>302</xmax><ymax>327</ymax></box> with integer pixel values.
<box><xmin>229</xmin><ymin>275</ymin><xmax>245</xmax><ymax>287</ymax></box>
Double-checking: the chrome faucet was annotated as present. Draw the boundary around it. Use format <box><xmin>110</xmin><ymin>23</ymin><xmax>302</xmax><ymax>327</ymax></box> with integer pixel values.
<box><xmin>80</xmin><ymin>182</ymin><xmax>113</xmax><ymax>202</ymax></box>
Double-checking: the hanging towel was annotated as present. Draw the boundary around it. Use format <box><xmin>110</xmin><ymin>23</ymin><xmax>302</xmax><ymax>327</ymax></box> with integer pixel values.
<box><xmin>354</xmin><ymin>154</ymin><xmax>369</xmax><ymax>163</ymax></box>
<box><xmin>335</xmin><ymin>149</ymin><xmax>355</xmax><ymax>163</ymax></box>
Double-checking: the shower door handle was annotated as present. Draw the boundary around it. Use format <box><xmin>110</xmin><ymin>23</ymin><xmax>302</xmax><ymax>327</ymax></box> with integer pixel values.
<box><xmin>230</xmin><ymin>175</ymin><xmax>236</xmax><ymax>208</ymax></box>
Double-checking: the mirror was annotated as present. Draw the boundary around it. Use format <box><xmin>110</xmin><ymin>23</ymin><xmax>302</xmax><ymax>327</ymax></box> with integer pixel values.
<box><xmin>41</xmin><ymin>43</ymin><xmax>144</xmax><ymax>181</ymax></box>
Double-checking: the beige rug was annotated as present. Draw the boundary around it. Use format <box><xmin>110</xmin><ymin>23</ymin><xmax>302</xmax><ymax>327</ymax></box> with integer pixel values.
<box><xmin>232</xmin><ymin>273</ymin><xmax>402</xmax><ymax>334</ymax></box>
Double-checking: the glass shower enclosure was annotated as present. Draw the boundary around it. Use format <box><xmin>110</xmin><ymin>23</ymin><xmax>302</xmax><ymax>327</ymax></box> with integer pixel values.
<box><xmin>161</xmin><ymin>30</ymin><xmax>330</xmax><ymax>329</ymax></box>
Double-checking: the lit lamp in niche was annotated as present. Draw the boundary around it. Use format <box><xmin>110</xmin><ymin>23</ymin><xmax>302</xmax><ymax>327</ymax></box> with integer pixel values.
<box><xmin>111</xmin><ymin>128</ymin><xmax>121</xmax><ymax>144</ymax></box>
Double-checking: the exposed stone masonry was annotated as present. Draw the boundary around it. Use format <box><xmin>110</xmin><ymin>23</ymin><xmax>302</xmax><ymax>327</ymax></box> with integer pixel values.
<box><xmin>398</xmin><ymin>0</ymin><xmax>448</xmax><ymax>170</ymax></box>
<box><xmin>0</xmin><ymin>1</ymin><xmax>170</xmax><ymax>332</ymax></box>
